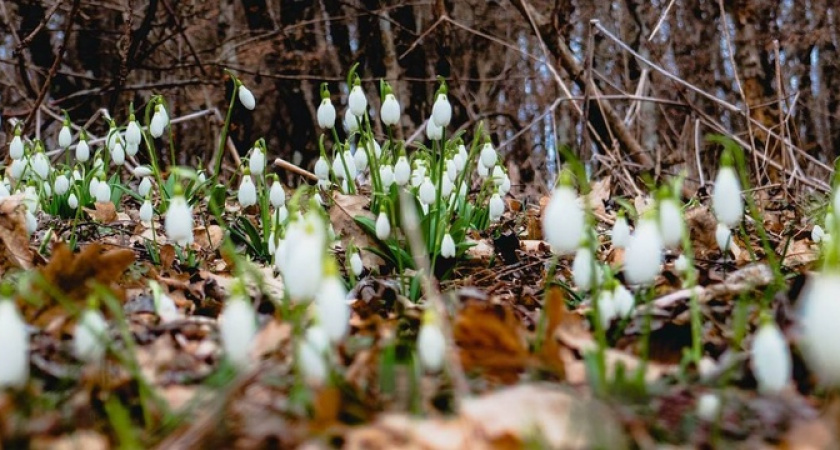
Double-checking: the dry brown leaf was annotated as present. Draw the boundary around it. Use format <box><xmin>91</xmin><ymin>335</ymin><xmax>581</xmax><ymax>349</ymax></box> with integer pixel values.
<box><xmin>31</xmin><ymin>430</ymin><xmax>109</xmax><ymax>450</ymax></box>
<box><xmin>585</xmin><ymin>176</ymin><xmax>611</xmax><ymax>220</ymax></box>
<box><xmin>0</xmin><ymin>194</ymin><xmax>33</xmax><ymax>274</ymax></box>
<box><xmin>194</xmin><ymin>225</ymin><xmax>224</xmax><ymax>252</ymax></box>
<box><xmin>159</xmin><ymin>244</ymin><xmax>177</xmax><ymax>270</ymax></box>
<box><xmin>538</xmin><ymin>286</ymin><xmax>568</xmax><ymax>377</ymax></box>
<box><xmin>780</xmin><ymin>239</ymin><xmax>818</xmax><ymax>269</ymax></box>
<box><xmin>84</xmin><ymin>201</ymin><xmax>117</xmax><ymax>223</ymax></box>
<box><xmin>453</xmin><ymin>301</ymin><xmax>529</xmax><ymax>383</ymax></box>
<box><xmin>329</xmin><ymin>192</ymin><xmax>384</xmax><ymax>268</ymax></box>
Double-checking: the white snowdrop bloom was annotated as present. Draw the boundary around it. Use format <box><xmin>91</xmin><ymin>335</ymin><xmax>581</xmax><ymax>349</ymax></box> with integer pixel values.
<box><xmin>431</xmin><ymin>93</ymin><xmax>452</xmax><ymax>127</ymax></box>
<box><xmin>54</xmin><ymin>174</ymin><xmax>70</xmax><ymax>196</ymax></box>
<box><xmin>22</xmin><ymin>186</ymin><xmax>38</xmax><ymax>212</ymax></box>
<box><xmin>367</xmin><ymin>139</ymin><xmax>382</xmax><ymax>160</ymax></box>
<box><xmin>59</xmin><ymin>124</ymin><xmax>72</xmax><ymax>148</ymax></box>
<box><xmin>348</xmin><ymin>84</ymin><xmax>367</xmax><ymax>117</ymax></box>
<box><xmin>441</xmin><ymin>233</ymin><xmax>456</xmax><ymax>258</ymax></box>
<box><xmin>425</xmin><ymin>118</ymin><xmax>443</xmax><ymax>141</ymax></box>
<box><xmin>89</xmin><ymin>177</ymin><xmax>100</xmax><ymax>198</ymax></box>
<box><xmin>674</xmin><ymin>254</ymin><xmax>690</xmax><ymax>273</ymax></box>
<box><xmin>376</xmin><ymin>212</ymin><xmax>391</xmax><ymax>240</ymax></box>
<box><xmin>150</xmin><ymin>107</ymin><xmax>167</xmax><ymax>138</ymax></box>
<box><xmin>72</xmin><ymin>170</ymin><xmax>82</xmax><ymax>181</ymax></box>
<box><xmin>165</xmin><ymin>195</ymin><xmax>194</xmax><ymax>246</ymax></box>
<box><xmin>381</xmin><ymin>93</ymin><xmax>400</xmax><ymax>126</ymax></box>
<box><xmin>410</xmin><ymin>164</ymin><xmax>426</xmax><ymax>188</ymax></box>
<box><xmin>332</xmin><ymin>151</ymin><xmax>356</xmax><ymax>180</ymax></box>
<box><xmin>267</xmin><ymin>232</ymin><xmax>277</xmax><ymax>256</ymax></box>
<box><xmin>354</xmin><ymin>147</ymin><xmax>368</xmax><ymax>172</ymax></box>
<box><xmin>93</xmin><ymin>156</ymin><xmax>105</xmax><ymax>172</ymax></box>
<box><xmin>572</xmin><ymin>246</ymin><xmax>596</xmax><ymax>290</ymax></box>
<box><xmin>696</xmin><ymin>393</ymin><xmax>721</xmax><ymax>422</ymax></box>
<box><xmin>394</xmin><ymin>156</ymin><xmax>411</xmax><ymax>186</ymax></box>
<box><xmin>489</xmin><ymin>192</ymin><xmax>505</xmax><ymax>222</ymax></box>
<box><xmin>612</xmin><ymin>284</ymin><xmax>635</xmax><ymax>318</ymax></box>
<box><xmin>492</xmin><ymin>165</ymin><xmax>505</xmax><ymax>187</ymax></box>
<box><xmin>419</xmin><ymin>177</ymin><xmax>436</xmax><ymax>205</ymax></box>
<box><xmin>314</xmin><ymin>156</ymin><xmax>330</xmax><ymax>181</ymax></box>
<box><xmin>10</xmin><ymin>158</ymin><xmax>27</xmax><ymax>181</ymax></box>
<box><xmin>95</xmin><ymin>181</ymin><xmax>112</xmax><ymax>203</ymax></box>
<box><xmin>277</xmin><ymin>205</ymin><xmax>289</xmax><ymax>223</ymax></box>
<box><xmin>500</xmin><ymin>174</ymin><xmax>511</xmax><ymax>195</ymax></box>
<box><xmin>713</xmin><ymin>166</ymin><xmax>743</xmax><ymax>228</ymax></box>
<box><xmin>125</xmin><ymin>142</ymin><xmax>139</xmax><ymax>157</ymax></box>
<box><xmin>111</xmin><ymin>141</ymin><xmax>126</xmax><ymax>166</ymax></box>
<box><xmin>24</xmin><ymin>210</ymin><xmax>37</xmax><ymax>235</ymax></box>
<box><xmin>249</xmin><ymin>147</ymin><xmax>266</xmax><ymax>176</ymax></box>
<box><xmin>379</xmin><ymin>165</ymin><xmax>394</xmax><ymax>189</ymax></box>
<box><xmin>750</xmin><ymin>321</ymin><xmax>791</xmax><ymax>395</ymax></box>
<box><xmin>456</xmin><ymin>144</ymin><xmax>468</xmax><ymax>171</ymax></box>
<box><xmin>317</xmin><ymin>98</ymin><xmax>336</xmax><ymax>129</ymax></box>
<box><xmin>596</xmin><ymin>290</ymin><xmax>616</xmax><ymax>330</ymax></box>
<box><xmin>298</xmin><ymin>326</ymin><xmax>329</xmax><ymax>386</ymax></box>
<box><xmin>75</xmin><ymin>139</ymin><xmax>90</xmax><ymax>162</ymax></box>
<box><xmin>799</xmin><ymin>273</ymin><xmax>840</xmax><ymax>387</ymax></box>
<box><xmin>659</xmin><ymin>198</ymin><xmax>684</xmax><ymax>248</ymax></box>
<box><xmin>269</xmin><ymin>181</ymin><xmax>285</xmax><ymax>208</ymax></box>
<box><xmin>138</xmin><ymin>177</ymin><xmax>152</xmax><ymax>197</ymax></box>
<box><xmin>74</xmin><ymin>309</ymin><xmax>108</xmax><ymax>364</ymax></box>
<box><xmin>441</xmin><ymin>176</ymin><xmax>454</xmax><ymax>197</ymax></box>
<box><xmin>139</xmin><ymin>199</ymin><xmax>153</xmax><ymax>223</ymax></box>
<box><xmin>715</xmin><ymin>223</ymin><xmax>732</xmax><ymax>253</ymax></box>
<box><xmin>0</xmin><ymin>300</ymin><xmax>29</xmax><ymax>388</ymax></box>
<box><xmin>480</xmin><ymin>142</ymin><xmax>497</xmax><ymax>168</ymax></box>
<box><xmin>106</xmin><ymin>128</ymin><xmax>120</xmax><ymax>151</ymax></box>
<box><xmin>9</xmin><ymin>134</ymin><xmax>23</xmax><ymax>160</ymax></box>
<box><xmin>238</xmin><ymin>85</ymin><xmax>256</xmax><ymax>110</ymax></box>
<box><xmin>155</xmin><ymin>292</ymin><xmax>181</xmax><ymax>323</ymax></box>
<box><xmin>280</xmin><ymin>212</ymin><xmax>326</xmax><ymax>300</ymax></box>
<box><xmin>0</xmin><ymin>183</ymin><xmax>9</xmax><ymax>199</ymax></box>
<box><xmin>315</xmin><ymin>275</ymin><xmax>350</xmax><ymax>343</ymax></box>
<box><xmin>125</xmin><ymin>120</ymin><xmax>142</xmax><ymax>146</ymax></box>
<box><xmin>812</xmin><ymin>225</ymin><xmax>826</xmax><ymax>243</ymax></box>
<box><xmin>133</xmin><ymin>165</ymin><xmax>153</xmax><ymax>178</ymax></box>
<box><xmin>624</xmin><ymin>217</ymin><xmax>664</xmax><ymax>286</ymax></box>
<box><xmin>612</xmin><ymin>215</ymin><xmax>631</xmax><ymax>248</ymax></box>
<box><xmin>344</xmin><ymin>108</ymin><xmax>359</xmax><ymax>133</ymax></box>
<box><xmin>220</xmin><ymin>295</ymin><xmax>257</xmax><ymax>370</ymax></box>
<box><xmin>68</xmin><ymin>193</ymin><xmax>79</xmax><ymax>209</ymax></box>
<box><xmin>477</xmin><ymin>161</ymin><xmax>489</xmax><ymax>178</ymax></box>
<box><xmin>445</xmin><ymin>159</ymin><xmax>457</xmax><ymax>182</ymax></box>
<box><xmin>237</xmin><ymin>175</ymin><xmax>257</xmax><ymax>207</ymax></box>
<box><xmin>344</xmin><ymin>254</ymin><xmax>362</xmax><ymax>279</ymax></box>
<box><xmin>340</xmin><ymin>178</ymin><xmax>352</xmax><ymax>194</ymax></box>
<box><xmin>542</xmin><ymin>185</ymin><xmax>584</xmax><ymax>255</ymax></box>
<box><xmin>31</xmin><ymin>152</ymin><xmax>50</xmax><ymax>179</ymax></box>
<box><xmin>417</xmin><ymin>310</ymin><xmax>446</xmax><ymax>372</ymax></box>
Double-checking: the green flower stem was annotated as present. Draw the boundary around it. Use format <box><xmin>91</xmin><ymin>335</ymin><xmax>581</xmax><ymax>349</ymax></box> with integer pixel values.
<box><xmin>212</xmin><ymin>78</ymin><xmax>239</xmax><ymax>184</ymax></box>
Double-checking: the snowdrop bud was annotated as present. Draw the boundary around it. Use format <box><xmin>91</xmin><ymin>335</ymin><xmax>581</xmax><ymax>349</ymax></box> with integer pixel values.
<box><xmin>238</xmin><ymin>85</ymin><xmax>256</xmax><ymax>110</ymax></box>
<box><xmin>394</xmin><ymin>157</ymin><xmax>410</xmax><ymax>186</ymax></box>
<box><xmin>150</xmin><ymin>107</ymin><xmax>166</xmax><ymax>138</ymax></box>
<box><xmin>674</xmin><ymin>254</ymin><xmax>690</xmax><ymax>273</ymax></box>
<box><xmin>74</xmin><ymin>308</ymin><xmax>108</xmax><ymax>363</ymax></box>
<box><xmin>32</xmin><ymin>152</ymin><xmax>49</xmax><ymax>179</ymax></box>
<box><xmin>659</xmin><ymin>198</ymin><xmax>684</xmax><ymax>248</ymax></box>
<box><xmin>75</xmin><ymin>138</ymin><xmax>90</xmax><ymax>162</ymax></box>
<box><xmin>68</xmin><ymin>193</ymin><xmax>78</xmax><ymax>209</ymax></box>
<box><xmin>379</xmin><ymin>165</ymin><xmax>394</xmax><ymax>189</ymax></box>
<box><xmin>419</xmin><ymin>177</ymin><xmax>436</xmax><ymax>205</ymax></box>
<box><xmin>480</xmin><ymin>142</ymin><xmax>497</xmax><ymax>168</ymax></box>
<box><xmin>596</xmin><ymin>290</ymin><xmax>616</xmax><ymax>329</ymax></box>
<box><xmin>477</xmin><ymin>162</ymin><xmax>489</xmax><ymax>178</ymax></box>
<box><xmin>317</xmin><ymin>98</ymin><xmax>336</xmax><ymax>129</ymax></box>
<box><xmin>344</xmin><ymin>108</ymin><xmax>359</xmax><ymax>133</ymax></box>
<box><xmin>111</xmin><ymin>141</ymin><xmax>125</xmax><ymax>166</ymax></box>
<box><xmin>125</xmin><ymin>119</ymin><xmax>142</xmax><ymax>146</ymax></box>
<box><xmin>715</xmin><ymin>223</ymin><xmax>732</xmax><ymax>253</ymax></box>
<box><xmin>25</xmin><ymin>210</ymin><xmax>37</xmax><ymax>235</ymax></box>
<box><xmin>280</xmin><ymin>212</ymin><xmax>326</xmax><ymax>300</ymax></box>
<box><xmin>812</xmin><ymin>225</ymin><xmax>826</xmax><ymax>243</ymax></box>
<box><xmin>298</xmin><ymin>326</ymin><xmax>329</xmax><ymax>386</ymax></box>
<box><xmin>249</xmin><ymin>147</ymin><xmax>266</xmax><ymax>176</ymax></box>
<box><xmin>417</xmin><ymin>309</ymin><xmax>446</xmax><ymax>372</ymax></box>
<box><xmin>381</xmin><ymin>93</ymin><xmax>400</xmax><ymax>126</ymax></box>
<box><xmin>432</xmin><ymin>93</ymin><xmax>452</xmax><ymax>127</ymax></box>
<box><xmin>612</xmin><ymin>284</ymin><xmax>635</xmax><ymax>318</ymax></box>
<box><xmin>140</xmin><ymin>199</ymin><xmax>153</xmax><ymax>223</ymax></box>
<box><xmin>572</xmin><ymin>246</ymin><xmax>596</xmax><ymax>290</ymax></box>
<box><xmin>314</xmin><ymin>156</ymin><xmax>330</xmax><ymax>181</ymax></box>
<box><xmin>750</xmin><ymin>321</ymin><xmax>791</xmax><ymax>395</ymax></box>
<box><xmin>441</xmin><ymin>233</ymin><xmax>456</xmax><ymax>258</ymax></box>
<box><xmin>425</xmin><ymin>118</ymin><xmax>443</xmax><ymax>141</ymax></box>
<box><xmin>138</xmin><ymin>177</ymin><xmax>152</xmax><ymax>197</ymax></box>
<box><xmin>0</xmin><ymin>300</ymin><xmax>29</xmax><ymax>388</ymax></box>
<box><xmin>125</xmin><ymin>142</ymin><xmax>139</xmax><ymax>157</ymax></box>
<box><xmin>376</xmin><ymin>212</ymin><xmax>391</xmax><ymax>240</ymax></box>
<box><xmin>799</xmin><ymin>273</ymin><xmax>840</xmax><ymax>386</ymax></box>
<box><xmin>54</xmin><ymin>174</ymin><xmax>70</xmax><ymax>196</ymax></box>
<box><xmin>350</xmin><ymin>252</ymin><xmax>363</xmax><ymax>276</ymax></box>
<box><xmin>89</xmin><ymin>177</ymin><xmax>100</xmax><ymax>198</ymax></box>
<box><xmin>165</xmin><ymin>195</ymin><xmax>194</xmax><ymax>246</ymax></box>
<box><xmin>315</xmin><ymin>272</ymin><xmax>350</xmax><ymax>343</ymax></box>
<box><xmin>348</xmin><ymin>83</ymin><xmax>367</xmax><ymax>117</ymax></box>
<box><xmin>543</xmin><ymin>185</ymin><xmax>584</xmax><ymax>255</ymax></box>
<box><xmin>9</xmin><ymin>134</ymin><xmax>23</xmax><ymax>160</ymax></box>
<box><xmin>59</xmin><ymin>124</ymin><xmax>72</xmax><ymax>148</ymax></box>
<box><xmin>354</xmin><ymin>147</ymin><xmax>368</xmax><ymax>172</ymax></box>
<box><xmin>696</xmin><ymin>393</ymin><xmax>721</xmax><ymax>422</ymax></box>
<box><xmin>612</xmin><ymin>214</ymin><xmax>631</xmax><ymax>248</ymax></box>
<box><xmin>237</xmin><ymin>175</ymin><xmax>257</xmax><ymax>208</ymax></box>
<box><xmin>713</xmin><ymin>165</ymin><xmax>743</xmax><ymax>228</ymax></box>
<box><xmin>96</xmin><ymin>181</ymin><xmax>112</xmax><ymax>203</ymax></box>
<box><xmin>269</xmin><ymin>180</ymin><xmax>285</xmax><ymax>208</ymax></box>
<box><xmin>220</xmin><ymin>294</ymin><xmax>257</xmax><ymax>370</ymax></box>
<box><xmin>624</xmin><ymin>217</ymin><xmax>664</xmax><ymax>285</ymax></box>
<box><xmin>489</xmin><ymin>192</ymin><xmax>505</xmax><ymax>221</ymax></box>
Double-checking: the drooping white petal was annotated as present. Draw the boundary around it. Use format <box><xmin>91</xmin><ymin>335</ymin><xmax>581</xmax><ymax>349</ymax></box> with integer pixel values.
<box><xmin>750</xmin><ymin>321</ymin><xmax>791</xmax><ymax>394</ymax></box>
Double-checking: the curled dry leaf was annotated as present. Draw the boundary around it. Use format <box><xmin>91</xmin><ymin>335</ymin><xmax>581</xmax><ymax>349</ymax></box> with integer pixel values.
<box><xmin>84</xmin><ymin>201</ymin><xmax>118</xmax><ymax>223</ymax></box>
<box><xmin>329</xmin><ymin>192</ymin><xmax>384</xmax><ymax>268</ymax></box>
<box><xmin>0</xmin><ymin>194</ymin><xmax>34</xmax><ymax>274</ymax></box>
<box><xmin>453</xmin><ymin>301</ymin><xmax>529</xmax><ymax>383</ymax></box>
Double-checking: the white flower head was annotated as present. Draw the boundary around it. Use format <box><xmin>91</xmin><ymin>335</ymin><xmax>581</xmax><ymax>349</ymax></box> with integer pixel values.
<box><xmin>315</xmin><ymin>271</ymin><xmax>350</xmax><ymax>343</ymax></box>
<box><xmin>376</xmin><ymin>211</ymin><xmax>391</xmax><ymax>240</ymax></box>
<box><xmin>572</xmin><ymin>246</ymin><xmax>596</xmax><ymax>291</ymax></box>
<box><xmin>165</xmin><ymin>195</ymin><xmax>194</xmax><ymax>246</ymax></box>
<box><xmin>480</xmin><ymin>142</ymin><xmax>497</xmax><ymax>168</ymax></box>
<box><xmin>314</xmin><ymin>156</ymin><xmax>330</xmax><ymax>181</ymax></box>
<box><xmin>54</xmin><ymin>174</ymin><xmax>70</xmax><ymax>196</ymax></box>
<box><xmin>713</xmin><ymin>163</ymin><xmax>743</xmax><ymax>228</ymax></box>
<box><xmin>95</xmin><ymin>180</ymin><xmax>112</xmax><ymax>204</ymax></box>
<box><xmin>354</xmin><ymin>147</ymin><xmax>368</xmax><ymax>172</ymax></box>
<box><xmin>74</xmin><ymin>308</ymin><xmax>109</xmax><ymax>364</ymax></box>
<box><xmin>542</xmin><ymin>184</ymin><xmax>584</xmax><ymax>255</ymax></box>
<box><xmin>431</xmin><ymin>92</ymin><xmax>452</xmax><ymax>127</ymax></box>
<box><xmin>715</xmin><ymin>223</ymin><xmax>732</xmax><ymax>253</ymax></box>
<box><xmin>75</xmin><ymin>138</ymin><xmax>90</xmax><ymax>162</ymax></box>
<box><xmin>344</xmin><ymin>108</ymin><xmax>359</xmax><ymax>133</ymax></box>
<box><xmin>381</xmin><ymin>93</ymin><xmax>400</xmax><ymax>126</ymax></box>
<box><xmin>9</xmin><ymin>134</ymin><xmax>23</xmax><ymax>160</ymax></box>
<box><xmin>237</xmin><ymin>174</ymin><xmax>257</xmax><ymax>208</ymax></box>
<box><xmin>417</xmin><ymin>309</ymin><xmax>446</xmax><ymax>372</ymax></box>
<box><xmin>394</xmin><ymin>156</ymin><xmax>411</xmax><ymax>186</ymax></box>
<box><xmin>238</xmin><ymin>85</ymin><xmax>256</xmax><ymax>110</ymax></box>
<box><xmin>674</xmin><ymin>254</ymin><xmax>690</xmax><ymax>273</ymax></box>
<box><xmin>696</xmin><ymin>393</ymin><xmax>721</xmax><ymax>422</ymax></box>
<box><xmin>489</xmin><ymin>192</ymin><xmax>505</xmax><ymax>222</ymax></box>
<box><xmin>379</xmin><ymin>165</ymin><xmax>394</xmax><ymax>189</ymax></box>
<box><xmin>812</xmin><ymin>224</ymin><xmax>826</xmax><ymax>243</ymax></box>
<box><xmin>59</xmin><ymin>124</ymin><xmax>73</xmax><ymax>148</ymax></box>
<box><xmin>612</xmin><ymin>284</ymin><xmax>635</xmax><ymax>318</ymax></box>
<box><xmin>318</xmin><ymin>98</ymin><xmax>336</xmax><ymax>129</ymax></box>
<box><xmin>348</xmin><ymin>82</ymin><xmax>367</xmax><ymax>117</ymax></box>
<box><xmin>419</xmin><ymin>177</ymin><xmax>436</xmax><ymax>205</ymax></box>
<box><xmin>425</xmin><ymin>117</ymin><xmax>443</xmax><ymax>141</ymax></box>
<box><xmin>140</xmin><ymin>199</ymin><xmax>153</xmax><ymax>223</ymax></box>
<box><xmin>111</xmin><ymin>141</ymin><xmax>126</xmax><ymax>166</ymax></box>
<box><xmin>612</xmin><ymin>214</ymin><xmax>631</xmax><ymax>248</ymax></box>
<box><xmin>798</xmin><ymin>273</ymin><xmax>840</xmax><ymax>387</ymax></box>
<box><xmin>624</xmin><ymin>216</ymin><xmax>663</xmax><ymax>286</ymax></box>
<box><xmin>269</xmin><ymin>180</ymin><xmax>285</xmax><ymax>208</ymax></box>
<box><xmin>441</xmin><ymin>233</ymin><xmax>456</xmax><ymax>258</ymax></box>
<box><xmin>150</xmin><ymin>105</ymin><xmax>167</xmax><ymax>138</ymax></box>
<box><xmin>138</xmin><ymin>177</ymin><xmax>153</xmax><ymax>197</ymax></box>
<box><xmin>298</xmin><ymin>326</ymin><xmax>329</xmax><ymax>386</ymax></box>
<box><xmin>249</xmin><ymin>146</ymin><xmax>266</xmax><ymax>176</ymax></box>
<box><xmin>125</xmin><ymin>119</ymin><xmax>142</xmax><ymax>146</ymax></box>
<box><xmin>68</xmin><ymin>193</ymin><xmax>79</xmax><ymax>209</ymax></box>
<box><xmin>0</xmin><ymin>300</ymin><xmax>29</xmax><ymax>388</ymax></box>
<box><xmin>659</xmin><ymin>197</ymin><xmax>684</xmax><ymax>248</ymax></box>
<box><xmin>596</xmin><ymin>290</ymin><xmax>616</xmax><ymax>330</ymax></box>
<box><xmin>750</xmin><ymin>320</ymin><xmax>791</xmax><ymax>394</ymax></box>
<box><xmin>133</xmin><ymin>165</ymin><xmax>153</xmax><ymax>178</ymax></box>
<box><xmin>350</xmin><ymin>252</ymin><xmax>364</xmax><ymax>276</ymax></box>
<box><xmin>31</xmin><ymin>152</ymin><xmax>50</xmax><ymax>179</ymax></box>
<box><xmin>220</xmin><ymin>291</ymin><xmax>257</xmax><ymax>370</ymax></box>
<box><xmin>280</xmin><ymin>211</ymin><xmax>326</xmax><ymax>301</ymax></box>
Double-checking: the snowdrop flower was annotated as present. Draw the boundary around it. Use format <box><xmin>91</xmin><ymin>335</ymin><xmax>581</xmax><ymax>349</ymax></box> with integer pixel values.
<box><xmin>75</xmin><ymin>137</ymin><xmax>90</xmax><ymax>162</ymax></box>
<box><xmin>74</xmin><ymin>308</ymin><xmax>108</xmax><ymax>364</ymax></box>
<box><xmin>425</xmin><ymin>118</ymin><xmax>443</xmax><ymax>141</ymax></box>
<box><xmin>715</xmin><ymin>223</ymin><xmax>732</xmax><ymax>253</ymax></box>
<box><xmin>89</xmin><ymin>177</ymin><xmax>100</xmax><ymax>198</ymax></box>
<box><xmin>441</xmin><ymin>176</ymin><xmax>454</xmax><ymax>197</ymax></box>
<box><xmin>95</xmin><ymin>181</ymin><xmax>112</xmax><ymax>203</ymax></box>
<box><xmin>489</xmin><ymin>192</ymin><xmax>505</xmax><ymax>221</ymax></box>
<box><xmin>542</xmin><ymin>182</ymin><xmax>584</xmax><ymax>255</ymax></box>
<box><xmin>750</xmin><ymin>320</ymin><xmax>791</xmax><ymax>395</ymax></box>
<box><xmin>25</xmin><ymin>210</ymin><xmax>37</xmax><ymax>235</ymax></box>
<box><xmin>220</xmin><ymin>291</ymin><xmax>257</xmax><ymax>370</ymax></box>
<box><xmin>456</xmin><ymin>144</ymin><xmax>468</xmax><ymax>171</ymax></box>
<box><xmin>59</xmin><ymin>121</ymin><xmax>72</xmax><ymax>148</ymax></box>
<box><xmin>9</xmin><ymin>132</ymin><xmax>23</xmax><ymax>160</ymax></box>
<box><xmin>799</xmin><ymin>273</ymin><xmax>840</xmax><ymax>386</ymax></box>
<box><xmin>343</xmin><ymin>108</ymin><xmax>359</xmax><ymax>133</ymax></box>
<box><xmin>572</xmin><ymin>245</ymin><xmax>596</xmax><ymax>290</ymax></box>
<box><xmin>491</xmin><ymin>165</ymin><xmax>505</xmax><ymax>187</ymax></box>
<box><xmin>394</xmin><ymin>156</ymin><xmax>410</xmax><ymax>186</ymax></box>
<box><xmin>696</xmin><ymin>393</ymin><xmax>721</xmax><ymax>422</ymax></box>
<box><xmin>314</xmin><ymin>156</ymin><xmax>330</xmax><ymax>181</ymax></box>
<box><xmin>269</xmin><ymin>180</ymin><xmax>285</xmax><ymax>208</ymax></box>
<box><xmin>165</xmin><ymin>194</ymin><xmax>194</xmax><ymax>246</ymax></box>
<box><xmin>376</xmin><ymin>212</ymin><xmax>391</xmax><ymax>240</ymax></box>
<box><xmin>0</xmin><ymin>300</ymin><xmax>28</xmax><ymax>388</ymax></box>
<box><xmin>381</xmin><ymin>92</ymin><xmax>400</xmax><ymax>126</ymax></box>
<box><xmin>315</xmin><ymin>268</ymin><xmax>350</xmax><ymax>343</ymax></box>
<box><xmin>72</xmin><ymin>170</ymin><xmax>82</xmax><ymax>181</ymax></box>
<box><xmin>238</xmin><ymin>174</ymin><xmax>257</xmax><ymax>208</ymax></box>
<box><xmin>477</xmin><ymin>162</ymin><xmax>489</xmax><ymax>178</ymax></box>
<box><xmin>419</xmin><ymin>177</ymin><xmax>436</xmax><ymax>205</ymax></box>
<box><xmin>68</xmin><ymin>193</ymin><xmax>78</xmax><ymax>209</ymax></box>
<box><xmin>140</xmin><ymin>199</ymin><xmax>153</xmax><ymax>223</ymax></box>
<box><xmin>138</xmin><ymin>177</ymin><xmax>152</xmax><ymax>197</ymax></box>
<box><xmin>612</xmin><ymin>284</ymin><xmax>635</xmax><ymax>318</ymax></box>
<box><xmin>500</xmin><ymin>174</ymin><xmax>511</xmax><ymax>195</ymax></box>
<box><xmin>348</xmin><ymin>79</ymin><xmax>367</xmax><ymax>117</ymax></box>
<box><xmin>31</xmin><ymin>152</ymin><xmax>49</xmax><ymax>179</ymax></box>
<box><xmin>411</xmin><ymin>163</ymin><xmax>426</xmax><ymax>187</ymax></box>
<box><xmin>659</xmin><ymin>197</ymin><xmax>684</xmax><ymax>248</ymax></box>
<box><xmin>445</xmin><ymin>159</ymin><xmax>457</xmax><ymax>183</ymax></box>
<box><xmin>354</xmin><ymin>147</ymin><xmax>368</xmax><ymax>172</ymax></box>
<box><xmin>238</xmin><ymin>84</ymin><xmax>256</xmax><ymax>110</ymax></box>
<box><xmin>125</xmin><ymin>117</ymin><xmax>142</xmax><ymax>146</ymax></box>
<box><xmin>10</xmin><ymin>158</ymin><xmax>27</xmax><ymax>181</ymax></box>
<box><xmin>812</xmin><ymin>225</ymin><xmax>826</xmax><ymax>243</ymax></box>
<box><xmin>480</xmin><ymin>142</ymin><xmax>497</xmax><ymax>168</ymax></box>
<box><xmin>333</xmin><ymin>151</ymin><xmax>357</xmax><ymax>180</ymax></box>
<box><xmin>298</xmin><ymin>326</ymin><xmax>329</xmax><ymax>386</ymax></box>
<box><xmin>280</xmin><ymin>212</ymin><xmax>326</xmax><ymax>300</ymax></box>
<box><xmin>674</xmin><ymin>254</ymin><xmax>690</xmax><ymax>273</ymax></box>
<box><xmin>150</xmin><ymin>105</ymin><xmax>167</xmax><ymax>138</ymax></box>
<box><xmin>249</xmin><ymin>146</ymin><xmax>266</xmax><ymax>176</ymax></box>
<box><xmin>317</xmin><ymin>100</ymin><xmax>336</xmax><ymax>130</ymax></box>
<box><xmin>0</xmin><ymin>183</ymin><xmax>9</xmax><ymax>199</ymax></box>
<box><xmin>54</xmin><ymin>174</ymin><xmax>70</xmax><ymax>196</ymax></box>
<box><xmin>22</xmin><ymin>186</ymin><xmax>38</xmax><ymax>212</ymax></box>
<box><xmin>441</xmin><ymin>233</ymin><xmax>456</xmax><ymax>259</ymax></box>
<box><xmin>379</xmin><ymin>165</ymin><xmax>394</xmax><ymax>189</ymax></box>
<box><xmin>111</xmin><ymin>141</ymin><xmax>125</xmax><ymax>166</ymax></box>
<box><xmin>624</xmin><ymin>216</ymin><xmax>664</xmax><ymax>286</ymax></box>
<box><xmin>431</xmin><ymin>92</ymin><xmax>452</xmax><ymax>127</ymax></box>
<box><xmin>106</xmin><ymin>127</ymin><xmax>120</xmax><ymax>151</ymax></box>
<box><xmin>126</xmin><ymin>142</ymin><xmax>139</xmax><ymax>157</ymax></box>
<box><xmin>612</xmin><ymin>213</ymin><xmax>630</xmax><ymax>248</ymax></box>
<box><xmin>712</xmin><ymin>155</ymin><xmax>743</xmax><ymax>228</ymax></box>
<box><xmin>350</xmin><ymin>252</ymin><xmax>364</xmax><ymax>277</ymax></box>
<box><xmin>417</xmin><ymin>309</ymin><xmax>446</xmax><ymax>372</ymax></box>
<box><xmin>133</xmin><ymin>165</ymin><xmax>153</xmax><ymax>178</ymax></box>
<box><xmin>596</xmin><ymin>290</ymin><xmax>616</xmax><ymax>330</ymax></box>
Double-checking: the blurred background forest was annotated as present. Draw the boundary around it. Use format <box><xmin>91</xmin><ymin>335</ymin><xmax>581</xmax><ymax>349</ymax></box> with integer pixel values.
<box><xmin>0</xmin><ymin>0</ymin><xmax>838</xmax><ymax>194</ymax></box>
